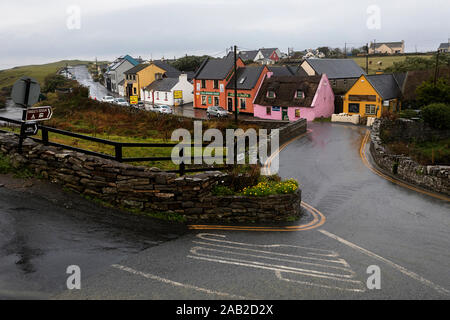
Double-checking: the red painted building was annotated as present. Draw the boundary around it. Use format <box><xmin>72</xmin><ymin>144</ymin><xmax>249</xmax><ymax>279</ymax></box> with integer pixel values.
<box><xmin>193</xmin><ymin>53</ymin><xmax>269</xmax><ymax>114</ymax></box>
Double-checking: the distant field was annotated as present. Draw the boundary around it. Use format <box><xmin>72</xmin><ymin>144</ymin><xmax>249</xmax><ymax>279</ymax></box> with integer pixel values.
<box><xmin>352</xmin><ymin>54</ymin><xmax>433</xmax><ymax>74</ymax></box>
<box><xmin>0</xmin><ymin>60</ymin><xmax>96</xmax><ymax>89</ymax></box>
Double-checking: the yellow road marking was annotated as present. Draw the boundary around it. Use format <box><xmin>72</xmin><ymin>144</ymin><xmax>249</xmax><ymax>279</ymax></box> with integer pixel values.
<box><xmin>188</xmin><ymin>129</ymin><xmax>327</xmax><ymax>232</ymax></box>
<box><xmin>360</xmin><ymin>130</ymin><xmax>449</xmax><ymax>202</ymax></box>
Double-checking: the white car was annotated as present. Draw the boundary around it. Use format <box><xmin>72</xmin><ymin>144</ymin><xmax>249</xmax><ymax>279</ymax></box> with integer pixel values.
<box><xmin>114</xmin><ymin>97</ymin><xmax>129</xmax><ymax>107</ymax></box>
<box><xmin>158</xmin><ymin>105</ymin><xmax>173</xmax><ymax>114</ymax></box>
<box><xmin>101</xmin><ymin>96</ymin><xmax>115</xmax><ymax>103</ymax></box>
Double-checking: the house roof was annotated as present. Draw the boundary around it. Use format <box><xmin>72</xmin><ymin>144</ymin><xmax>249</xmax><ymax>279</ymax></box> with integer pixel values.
<box><xmin>365</xmin><ymin>74</ymin><xmax>403</xmax><ymax>100</ymax></box>
<box><xmin>268</xmin><ymin>66</ymin><xmax>296</xmax><ymax>77</ymax></box>
<box><xmin>118</xmin><ymin>79</ymin><xmax>125</xmax><ymax>85</ymax></box>
<box><xmin>239</xmin><ymin>50</ymin><xmax>259</xmax><ymax>61</ymax></box>
<box><xmin>151</xmin><ymin>60</ymin><xmax>181</xmax><ymax>77</ymax></box>
<box><xmin>143</xmin><ymin>77</ymin><xmax>179</xmax><ymax>92</ymax></box>
<box><xmin>254</xmin><ymin>75</ymin><xmax>322</xmax><ymax>108</ymax></box>
<box><xmin>124</xmin><ymin>63</ymin><xmax>150</xmax><ymax>75</ymax></box>
<box><xmin>372</xmin><ymin>41</ymin><xmax>404</xmax><ymax>49</ymax></box>
<box><xmin>194</xmin><ymin>52</ymin><xmax>236</xmax><ymax>80</ymax></box>
<box><xmin>439</xmin><ymin>43</ymin><xmax>450</xmax><ymax>50</ymax></box>
<box><xmin>226</xmin><ymin>66</ymin><xmax>266</xmax><ymax>90</ymax></box>
<box><xmin>305</xmin><ymin>58</ymin><xmax>365</xmax><ymax>79</ymax></box>
<box><xmin>258</xmin><ymin>48</ymin><xmax>278</xmax><ymax>58</ymax></box>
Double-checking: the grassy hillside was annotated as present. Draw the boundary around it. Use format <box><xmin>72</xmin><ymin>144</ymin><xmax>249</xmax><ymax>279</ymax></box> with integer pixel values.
<box><xmin>0</xmin><ymin>60</ymin><xmax>96</xmax><ymax>89</ymax></box>
<box><xmin>352</xmin><ymin>54</ymin><xmax>433</xmax><ymax>74</ymax></box>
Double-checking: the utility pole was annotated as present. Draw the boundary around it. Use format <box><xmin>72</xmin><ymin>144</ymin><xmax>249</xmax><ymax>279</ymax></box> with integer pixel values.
<box><xmin>234</xmin><ymin>45</ymin><xmax>238</xmax><ymax>124</ymax></box>
<box><xmin>366</xmin><ymin>43</ymin><xmax>369</xmax><ymax>74</ymax></box>
<box><xmin>434</xmin><ymin>50</ymin><xmax>440</xmax><ymax>87</ymax></box>
<box><xmin>344</xmin><ymin>43</ymin><xmax>347</xmax><ymax>58</ymax></box>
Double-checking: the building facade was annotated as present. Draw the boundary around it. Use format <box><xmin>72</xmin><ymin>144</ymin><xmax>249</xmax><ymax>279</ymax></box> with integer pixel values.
<box><xmin>141</xmin><ymin>73</ymin><xmax>193</xmax><ymax>106</ymax></box>
<box><xmin>253</xmin><ymin>74</ymin><xmax>335</xmax><ymax>122</ymax></box>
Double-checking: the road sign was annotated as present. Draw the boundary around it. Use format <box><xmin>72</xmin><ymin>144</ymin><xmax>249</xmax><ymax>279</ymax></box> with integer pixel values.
<box><xmin>174</xmin><ymin>90</ymin><xmax>183</xmax><ymax>99</ymax></box>
<box><xmin>11</xmin><ymin>77</ymin><xmax>40</xmax><ymax>107</ymax></box>
<box><xmin>130</xmin><ymin>96</ymin><xmax>138</xmax><ymax>105</ymax></box>
<box><xmin>26</xmin><ymin>106</ymin><xmax>53</xmax><ymax>121</ymax></box>
<box><xmin>23</xmin><ymin>123</ymin><xmax>38</xmax><ymax>136</ymax></box>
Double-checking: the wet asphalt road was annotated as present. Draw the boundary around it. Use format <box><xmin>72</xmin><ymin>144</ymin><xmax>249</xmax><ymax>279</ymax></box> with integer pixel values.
<box><xmin>54</xmin><ymin>122</ymin><xmax>449</xmax><ymax>300</ymax></box>
<box><xmin>0</xmin><ymin>178</ymin><xmax>185</xmax><ymax>299</ymax></box>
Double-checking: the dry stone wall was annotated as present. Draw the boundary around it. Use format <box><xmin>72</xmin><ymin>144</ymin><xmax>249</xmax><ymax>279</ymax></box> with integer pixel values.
<box><xmin>0</xmin><ymin>132</ymin><xmax>302</xmax><ymax>223</ymax></box>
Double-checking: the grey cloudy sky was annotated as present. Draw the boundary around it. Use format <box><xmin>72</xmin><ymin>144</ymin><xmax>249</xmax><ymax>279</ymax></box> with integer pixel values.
<box><xmin>0</xmin><ymin>0</ymin><xmax>448</xmax><ymax>69</ymax></box>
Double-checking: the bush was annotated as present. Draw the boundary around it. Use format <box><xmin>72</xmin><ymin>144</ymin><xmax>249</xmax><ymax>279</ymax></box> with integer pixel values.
<box><xmin>212</xmin><ymin>185</ymin><xmax>234</xmax><ymax>196</ymax></box>
<box><xmin>416</xmin><ymin>79</ymin><xmax>450</xmax><ymax>107</ymax></box>
<box><xmin>241</xmin><ymin>179</ymin><xmax>299</xmax><ymax>197</ymax></box>
<box><xmin>421</xmin><ymin>103</ymin><xmax>450</xmax><ymax>130</ymax></box>
<box><xmin>398</xmin><ymin>109</ymin><xmax>420</xmax><ymax>119</ymax></box>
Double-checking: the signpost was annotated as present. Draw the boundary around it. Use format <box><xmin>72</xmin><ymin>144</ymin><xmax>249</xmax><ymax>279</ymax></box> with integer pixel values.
<box><xmin>11</xmin><ymin>76</ymin><xmax>52</xmax><ymax>153</ymax></box>
<box><xmin>26</xmin><ymin>106</ymin><xmax>53</xmax><ymax>121</ymax></box>
<box><xmin>130</xmin><ymin>95</ymin><xmax>139</xmax><ymax>105</ymax></box>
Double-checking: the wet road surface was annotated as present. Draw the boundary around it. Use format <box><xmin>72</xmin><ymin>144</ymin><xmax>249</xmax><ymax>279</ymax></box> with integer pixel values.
<box><xmin>55</xmin><ymin>122</ymin><xmax>449</xmax><ymax>300</ymax></box>
<box><xmin>0</xmin><ymin>177</ymin><xmax>186</xmax><ymax>299</ymax></box>
<box><xmin>70</xmin><ymin>65</ymin><xmax>112</xmax><ymax>101</ymax></box>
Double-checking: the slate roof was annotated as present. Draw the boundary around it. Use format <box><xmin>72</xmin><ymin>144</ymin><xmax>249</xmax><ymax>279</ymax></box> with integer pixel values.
<box><xmin>268</xmin><ymin>66</ymin><xmax>296</xmax><ymax>77</ymax></box>
<box><xmin>365</xmin><ymin>74</ymin><xmax>403</xmax><ymax>100</ymax></box>
<box><xmin>401</xmin><ymin>67</ymin><xmax>450</xmax><ymax>102</ymax></box>
<box><xmin>226</xmin><ymin>66</ymin><xmax>266</xmax><ymax>90</ymax></box>
<box><xmin>239</xmin><ymin>50</ymin><xmax>259</xmax><ymax>61</ymax></box>
<box><xmin>305</xmin><ymin>59</ymin><xmax>365</xmax><ymax>79</ymax></box>
<box><xmin>124</xmin><ymin>63</ymin><xmax>150</xmax><ymax>75</ymax></box>
<box><xmin>194</xmin><ymin>52</ymin><xmax>236</xmax><ymax>80</ymax></box>
<box><xmin>254</xmin><ymin>75</ymin><xmax>322</xmax><ymax>108</ymax></box>
<box><xmin>143</xmin><ymin>77</ymin><xmax>179</xmax><ymax>92</ymax></box>
<box><xmin>373</xmin><ymin>41</ymin><xmax>404</xmax><ymax>49</ymax></box>
<box><xmin>439</xmin><ymin>43</ymin><xmax>450</xmax><ymax>50</ymax></box>
<box><xmin>152</xmin><ymin>60</ymin><xmax>181</xmax><ymax>77</ymax></box>
<box><xmin>258</xmin><ymin>48</ymin><xmax>278</xmax><ymax>58</ymax></box>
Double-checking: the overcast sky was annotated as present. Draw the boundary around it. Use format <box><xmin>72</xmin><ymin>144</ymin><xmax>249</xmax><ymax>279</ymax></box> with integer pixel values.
<box><xmin>0</xmin><ymin>0</ymin><xmax>448</xmax><ymax>70</ymax></box>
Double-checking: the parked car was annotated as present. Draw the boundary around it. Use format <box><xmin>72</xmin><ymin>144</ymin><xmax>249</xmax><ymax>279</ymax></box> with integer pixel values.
<box><xmin>114</xmin><ymin>97</ymin><xmax>129</xmax><ymax>107</ymax></box>
<box><xmin>159</xmin><ymin>105</ymin><xmax>173</xmax><ymax>114</ymax></box>
<box><xmin>207</xmin><ymin>106</ymin><xmax>229</xmax><ymax>118</ymax></box>
<box><xmin>150</xmin><ymin>105</ymin><xmax>161</xmax><ymax>112</ymax></box>
<box><xmin>101</xmin><ymin>96</ymin><xmax>115</xmax><ymax>103</ymax></box>
<box><xmin>136</xmin><ymin>101</ymin><xmax>145</xmax><ymax>109</ymax></box>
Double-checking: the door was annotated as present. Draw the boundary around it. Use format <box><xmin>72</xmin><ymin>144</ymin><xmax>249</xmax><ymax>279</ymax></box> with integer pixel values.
<box><xmin>282</xmin><ymin>107</ymin><xmax>289</xmax><ymax>121</ymax></box>
<box><xmin>228</xmin><ymin>98</ymin><xmax>233</xmax><ymax>112</ymax></box>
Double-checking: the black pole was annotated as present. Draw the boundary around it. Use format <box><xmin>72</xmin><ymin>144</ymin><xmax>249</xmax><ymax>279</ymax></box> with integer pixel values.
<box><xmin>434</xmin><ymin>50</ymin><xmax>440</xmax><ymax>87</ymax></box>
<box><xmin>234</xmin><ymin>45</ymin><xmax>238</xmax><ymax>124</ymax></box>
<box><xmin>366</xmin><ymin>43</ymin><xmax>369</xmax><ymax>74</ymax></box>
<box><xmin>18</xmin><ymin>78</ymin><xmax>31</xmax><ymax>154</ymax></box>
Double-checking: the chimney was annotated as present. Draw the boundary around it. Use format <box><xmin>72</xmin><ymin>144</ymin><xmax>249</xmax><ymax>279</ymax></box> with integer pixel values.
<box><xmin>179</xmin><ymin>73</ymin><xmax>188</xmax><ymax>82</ymax></box>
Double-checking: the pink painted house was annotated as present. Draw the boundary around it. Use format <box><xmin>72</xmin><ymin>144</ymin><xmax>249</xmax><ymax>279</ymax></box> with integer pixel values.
<box><xmin>253</xmin><ymin>73</ymin><xmax>335</xmax><ymax>122</ymax></box>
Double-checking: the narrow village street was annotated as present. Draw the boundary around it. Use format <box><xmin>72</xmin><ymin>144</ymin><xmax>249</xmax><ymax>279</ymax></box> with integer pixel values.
<box><xmin>1</xmin><ymin>122</ymin><xmax>447</xmax><ymax>300</ymax></box>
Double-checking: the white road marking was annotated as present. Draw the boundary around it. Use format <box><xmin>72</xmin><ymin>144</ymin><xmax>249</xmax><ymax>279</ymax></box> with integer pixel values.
<box><xmin>318</xmin><ymin>229</ymin><xmax>450</xmax><ymax>296</ymax></box>
<box><xmin>111</xmin><ymin>264</ymin><xmax>249</xmax><ymax>299</ymax></box>
<box><xmin>189</xmin><ymin>233</ymin><xmax>366</xmax><ymax>292</ymax></box>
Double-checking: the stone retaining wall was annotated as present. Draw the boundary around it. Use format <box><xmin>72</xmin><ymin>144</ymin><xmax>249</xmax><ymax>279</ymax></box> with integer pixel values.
<box><xmin>370</xmin><ymin>119</ymin><xmax>450</xmax><ymax>196</ymax></box>
<box><xmin>0</xmin><ymin>132</ymin><xmax>302</xmax><ymax>223</ymax></box>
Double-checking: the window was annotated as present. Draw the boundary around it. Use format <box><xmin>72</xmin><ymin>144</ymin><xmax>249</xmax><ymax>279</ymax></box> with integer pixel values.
<box><xmin>133</xmin><ymin>87</ymin><xmax>137</xmax><ymax>95</ymax></box>
<box><xmin>213</xmin><ymin>80</ymin><xmax>219</xmax><ymax>89</ymax></box>
<box><xmin>295</xmin><ymin>109</ymin><xmax>301</xmax><ymax>118</ymax></box>
<box><xmin>266</xmin><ymin>106</ymin><xmax>271</xmax><ymax>115</ymax></box>
<box><xmin>156</xmin><ymin>92</ymin><xmax>160</xmax><ymax>100</ymax></box>
<box><xmin>208</xmin><ymin>96</ymin><xmax>212</xmax><ymax>104</ymax></box>
<box><xmin>165</xmin><ymin>92</ymin><xmax>168</xmax><ymax>101</ymax></box>
<box><xmin>332</xmin><ymin>80</ymin><xmax>337</xmax><ymax>86</ymax></box>
<box><xmin>267</xmin><ymin>90</ymin><xmax>276</xmax><ymax>98</ymax></box>
<box><xmin>133</xmin><ymin>75</ymin><xmax>136</xmax><ymax>80</ymax></box>
<box><xmin>348</xmin><ymin>103</ymin><xmax>360</xmax><ymax>113</ymax></box>
<box><xmin>201</xmin><ymin>80</ymin><xmax>206</xmax><ymax>89</ymax></box>
<box><xmin>240</xmin><ymin>98</ymin><xmax>246</xmax><ymax>110</ymax></box>
<box><xmin>343</xmin><ymin>79</ymin><xmax>347</xmax><ymax>85</ymax></box>
<box><xmin>296</xmin><ymin>90</ymin><xmax>305</xmax><ymax>99</ymax></box>
<box><xmin>201</xmin><ymin>96</ymin><xmax>207</xmax><ymax>105</ymax></box>
<box><xmin>214</xmin><ymin>96</ymin><xmax>219</xmax><ymax>106</ymax></box>
<box><xmin>365</xmin><ymin>104</ymin><xmax>376</xmax><ymax>115</ymax></box>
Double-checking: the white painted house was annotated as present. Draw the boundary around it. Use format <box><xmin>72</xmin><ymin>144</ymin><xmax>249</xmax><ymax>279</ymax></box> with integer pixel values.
<box><xmin>141</xmin><ymin>73</ymin><xmax>193</xmax><ymax>106</ymax></box>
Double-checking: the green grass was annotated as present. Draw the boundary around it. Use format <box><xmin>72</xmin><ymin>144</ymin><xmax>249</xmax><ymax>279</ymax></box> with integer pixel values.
<box><xmin>0</xmin><ymin>152</ymin><xmax>35</xmax><ymax>178</ymax></box>
<box><xmin>0</xmin><ymin>60</ymin><xmax>97</xmax><ymax>88</ymax></box>
<box><xmin>352</xmin><ymin>54</ymin><xmax>433</xmax><ymax>74</ymax></box>
<box><xmin>387</xmin><ymin>138</ymin><xmax>450</xmax><ymax>165</ymax></box>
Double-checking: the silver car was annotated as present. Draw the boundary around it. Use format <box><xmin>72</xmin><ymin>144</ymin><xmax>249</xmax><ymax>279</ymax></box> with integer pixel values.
<box><xmin>114</xmin><ymin>97</ymin><xmax>129</xmax><ymax>107</ymax></box>
<box><xmin>101</xmin><ymin>96</ymin><xmax>115</xmax><ymax>103</ymax></box>
<box><xmin>207</xmin><ymin>106</ymin><xmax>229</xmax><ymax>118</ymax></box>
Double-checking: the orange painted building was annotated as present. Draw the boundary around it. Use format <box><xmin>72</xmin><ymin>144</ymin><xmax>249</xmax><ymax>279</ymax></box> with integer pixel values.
<box><xmin>193</xmin><ymin>53</ymin><xmax>269</xmax><ymax>114</ymax></box>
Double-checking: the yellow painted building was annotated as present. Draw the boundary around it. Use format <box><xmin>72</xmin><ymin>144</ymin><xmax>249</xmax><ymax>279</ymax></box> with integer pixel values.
<box><xmin>343</xmin><ymin>74</ymin><xmax>404</xmax><ymax>118</ymax></box>
<box><xmin>123</xmin><ymin>61</ymin><xmax>181</xmax><ymax>99</ymax></box>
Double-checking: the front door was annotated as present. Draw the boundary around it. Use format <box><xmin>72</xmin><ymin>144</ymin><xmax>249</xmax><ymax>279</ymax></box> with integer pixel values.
<box><xmin>282</xmin><ymin>107</ymin><xmax>289</xmax><ymax>121</ymax></box>
<box><xmin>227</xmin><ymin>98</ymin><xmax>233</xmax><ymax>112</ymax></box>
